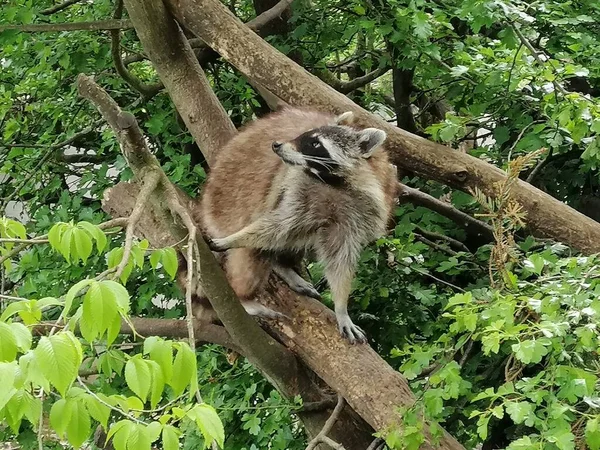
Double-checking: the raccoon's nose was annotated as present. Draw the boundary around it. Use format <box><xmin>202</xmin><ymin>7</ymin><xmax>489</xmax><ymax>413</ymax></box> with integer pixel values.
<box><xmin>272</xmin><ymin>141</ymin><xmax>283</xmax><ymax>152</ymax></box>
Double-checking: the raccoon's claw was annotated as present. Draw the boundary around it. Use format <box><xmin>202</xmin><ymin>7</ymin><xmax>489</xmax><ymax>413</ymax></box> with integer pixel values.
<box><xmin>288</xmin><ymin>280</ymin><xmax>321</xmax><ymax>300</ymax></box>
<box><xmin>337</xmin><ymin>316</ymin><xmax>367</xmax><ymax>344</ymax></box>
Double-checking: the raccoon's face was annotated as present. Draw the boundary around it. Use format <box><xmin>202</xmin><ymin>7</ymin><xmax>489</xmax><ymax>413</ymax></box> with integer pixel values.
<box><xmin>271</xmin><ymin>111</ymin><xmax>387</xmax><ymax>183</ymax></box>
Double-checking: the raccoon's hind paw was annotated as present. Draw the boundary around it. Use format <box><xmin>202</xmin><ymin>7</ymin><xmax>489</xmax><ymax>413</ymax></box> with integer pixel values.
<box><xmin>337</xmin><ymin>316</ymin><xmax>367</xmax><ymax>345</ymax></box>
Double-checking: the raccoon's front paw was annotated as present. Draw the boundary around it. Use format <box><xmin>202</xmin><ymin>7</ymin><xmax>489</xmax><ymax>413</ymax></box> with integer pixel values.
<box><xmin>207</xmin><ymin>237</ymin><xmax>228</xmax><ymax>252</ymax></box>
<box><xmin>337</xmin><ymin>316</ymin><xmax>367</xmax><ymax>345</ymax></box>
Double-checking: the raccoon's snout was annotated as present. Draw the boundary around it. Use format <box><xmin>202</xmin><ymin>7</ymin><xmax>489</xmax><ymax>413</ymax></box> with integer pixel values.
<box><xmin>272</xmin><ymin>141</ymin><xmax>283</xmax><ymax>153</ymax></box>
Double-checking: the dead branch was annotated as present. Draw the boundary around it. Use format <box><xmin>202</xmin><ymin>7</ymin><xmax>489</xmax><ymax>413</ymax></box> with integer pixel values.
<box><xmin>40</xmin><ymin>0</ymin><xmax>84</xmax><ymax>15</ymax></box>
<box><xmin>166</xmin><ymin>0</ymin><xmax>600</xmax><ymax>255</ymax></box>
<box><xmin>414</xmin><ymin>234</ymin><xmax>460</xmax><ymax>257</ymax></box>
<box><xmin>415</xmin><ymin>227</ymin><xmax>471</xmax><ymax>253</ymax></box>
<box><xmin>114</xmin><ymin>169</ymin><xmax>161</xmax><ymax>280</ymax></box>
<box><xmin>0</xmin><ymin>20</ymin><xmax>132</xmax><ymax>33</ymax></box>
<box><xmin>306</xmin><ymin>394</ymin><xmax>347</xmax><ymax>450</ymax></box>
<box><xmin>110</xmin><ymin>0</ymin><xmax>163</xmax><ymax>97</ymax></box>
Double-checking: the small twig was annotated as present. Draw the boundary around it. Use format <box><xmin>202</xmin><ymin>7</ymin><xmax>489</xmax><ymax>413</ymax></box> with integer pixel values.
<box><xmin>0</xmin><ymin>293</ymin><xmax>28</xmax><ymax>302</ymax></box>
<box><xmin>300</xmin><ymin>396</ymin><xmax>338</xmax><ymax>412</ymax></box>
<box><xmin>509</xmin><ymin>24</ymin><xmax>569</xmax><ymax>96</ymax></box>
<box><xmin>0</xmin><ymin>19</ymin><xmax>132</xmax><ymax>33</ymax></box>
<box><xmin>526</xmin><ymin>147</ymin><xmax>554</xmax><ymax>183</ymax></box>
<box><xmin>113</xmin><ymin>169</ymin><xmax>161</xmax><ymax>280</ymax></box>
<box><xmin>415</xmin><ymin>227</ymin><xmax>471</xmax><ymax>253</ymax></box>
<box><xmin>77</xmin><ymin>376</ymin><xmax>145</xmax><ymax>424</ymax></box>
<box><xmin>40</xmin><ymin>0</ymin><xmax>84</xmax><ymax>15</ymax></box>
<box><xmin>305</xmin><ymin>394</ymin><xmax>347</xmax><ymax>450</ymax></box>
<box><xmin>414</xmin><ymin>234</ymin><xmax>459</xmax><ymax>257</ymax></box>
<box><xmin>0</xmin><ymin>238</ymin><xmax>50</xmax><ymax>244</ymax></box>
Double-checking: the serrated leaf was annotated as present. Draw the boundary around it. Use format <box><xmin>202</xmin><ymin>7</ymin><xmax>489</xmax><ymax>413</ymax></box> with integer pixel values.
<box><xmin>0</xmin><ymin>300</ymin><xmax>28</xmax><ymax>322</ymax></box>
<box><xmin>100</xmin><ymin>280</ymin><xmax>130</xmax><ymax>313</ymax></box>
<box><xmin>59</xmin><ymin>226</ymin><xmax>74</xmax><ymax>262</ymax></box>
<box><xmin>162</xmin><ymin>425</ymin><xmax>181</xmax><ymax>450</ymax></box>
<box><xmin>73</xmin><ymin>228</ymin><xmax>93</xmax><ymax>264</ymax></box>
<box><xmin>149</xmin><ymin>250</ymin><xmax>162</xmax><ymax>270</ymax></box>
<box><xmin>170</xmin><ymin>343</ymin><xmax>196</xmax><ymax>397</ymax></box>
<box><xmin>146</xmin><ymin>421</ymin><xmax>162</xmax><ymax>442</ymax></box>
<box><xmin>34</xmin><ymin>332</ymin><xmax>82</xmax><ymax>396</ymax></box>
<box><xmin>506</xmin><ymin>401</ymin><xmax>536</xmax><ymax>426</ymax></box>
<box><xmin>144</xmin><ymin>337</ymin><xmax>173</xmax><ymax>383</ymax></box>
<box><xmin>48</xmin><ymin>223</ymin><xmax>66</xmax><ymax>253</ymax></box>
<box><xmin>10</xmin><ymin>322</ymin><xmax>31</xmax><ymax>353</ymax></box>
<box><xmin>187</xmin><ymin>404</ymin><xmax>225</xmax><ymax>449</ymax></box>
<box><xmin>64</xmin><ymin>279</ymin><xmax>94</xmax><ymax>316</ymax></box>
<box><xmin>0</xmin><ymin>361</ymin><xmax>18</xmax><ymax>410</ymax></box>
<box><xmin>108</xmin><ymin>420</ymin><xmax>133</xmax><ymax>450</ymax></box>
<box><xmin>512</xmin><ymin>339</ymin><xmax>550</xmax><ymax>364</ymax></box>
<box><xmin>161</xmin><ymin>248</ymin><xmax>178</xmax><ymax>280</ymax></box>
<box><xmin>5</xmin><ymin>219</ymin><xmax>26</xmax><ymax>240</ymax></box>
<box><xmin>66</xmin><ymin>399</ymin><xmax>92</xmax><ymax>448</ymax></box>
<box><xmin>148</xmin><ymin>360</ymin><xmax>165</xmax><ymax>409</ymax></box>
<box><xmin>78</xmin><ymin>221</ymin><xmax>107</xmax><ymax>252</ymax></box>
<box><xmin>586</xmin><ymin>417</ymin><xmax>600</xmax><ymax>450</ymax></box>
<box><xmin>50</xmin><ymin>399</ymin><xmax>73</xmax><ymax>439</ymax></box>
<box><xmin>85</xmin><ymin>394</ymin><xmax>111</xmax><ymax>429</ymax></box>
<box><xmin>0</xmin><ymin>322</ymin><xmax>17</xmax><ymax>361</ymax></box>
<box><xmin>125</xmin><ymin>356</ymin><xmax>152</xmax><ymax>403</ymax></box>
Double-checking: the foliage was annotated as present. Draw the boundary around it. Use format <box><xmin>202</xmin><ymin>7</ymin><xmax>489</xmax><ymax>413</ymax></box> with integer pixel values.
<box><xmin>2</xmin><ymin>0</ymin><xmax>600</xmax><ymax>448</ymax></box>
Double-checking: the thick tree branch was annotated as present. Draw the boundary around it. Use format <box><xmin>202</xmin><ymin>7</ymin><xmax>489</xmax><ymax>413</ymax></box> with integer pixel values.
<box><xmin>40</xmin><ymin>0</ymin><xmax>84</xmax><ymax>15</ymax></box>
<box><xmin>392</xmin><ymin>66</ymin><xmax>418</xmax><ymax>133</ymax></box>
<box><xmin>0</xmin><ymin>20</ymin><xmax>132</xmax><ymax>33</ymax></box>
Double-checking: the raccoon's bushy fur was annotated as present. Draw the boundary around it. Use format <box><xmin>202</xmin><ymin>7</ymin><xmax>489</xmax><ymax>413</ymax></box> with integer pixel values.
<box><xmin>189</xmin><ymin>107</ymin><xmax>398</xmax><ymax>343</ymax></box>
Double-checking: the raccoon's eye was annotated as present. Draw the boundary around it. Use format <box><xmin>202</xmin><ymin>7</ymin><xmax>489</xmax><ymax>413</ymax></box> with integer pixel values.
<box><xmin>312</xmin><ymin>141</ymin><xmax>320</xmax><ymax>148</ymax></box>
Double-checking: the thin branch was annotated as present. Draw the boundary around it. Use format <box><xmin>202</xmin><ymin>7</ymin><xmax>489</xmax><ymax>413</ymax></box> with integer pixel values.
<box><xmin>113</xmin><ymin>169</ymin><xmax>161</xmax><ymax>280</ymax></box>
<box><xmin>305</xmin><ymin>394</ymin><xmax>347</xmax><ymax>450</ymax></box>
<box><xmin>0</xmin><ymin>19</ymin><xmax>132</xmax><ymax>33</ymax></box>
<box><xmin>509</xmin><ymin>24</ymin><xmax>569</xmax><ymax>96</ymax></box>
<box><xmin>40</xmin><ymin>0</ymin><xmax>84</xmax><ymax>15</ymax></box>
<box><xmin>110</xmin><ymin>0</ymin><xmax>162</xmax><ymax>97</ymax></box>
<box><xmin>318</xmin><ymin>66</ymin><xmax>391</xmax><ymax>94</ymax></box>
<box><xmin>367</xmin><ymin>438</ymin><xmax>385</xmax><ymax>450</ymax></box>
<box><xmin>415</xmin><ymin>227</ymin><xmax>471</xmax><ymax>253</ymax></box>
<box><xmin>397</xmin><ymin>183</ymin><xmax>494</xmax><ymax>241</ymax></box>
<box><xmin>414</xmin><ymin>234</ymin><xmax>459</xmax><ymax>257</ymax></box>
<box><xmin>526</xmin><ymin>147</ymin><xmax>554</xmax><ymax>183</ymax></box>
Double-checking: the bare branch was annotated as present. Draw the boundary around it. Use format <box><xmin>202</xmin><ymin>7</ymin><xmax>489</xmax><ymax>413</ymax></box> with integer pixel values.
<box><xmin>306</xmin><ymin>394</ymin><xmax>347</xmax><ymax>450</ymax></box>
<box><xmin>32</xmin><ymin>318</ymin><xmax>241</xmax><ymax>353</ymax></box>
<box><xmin>110</xmin><ymin>0</ymin><xmax>163</xmax><ymax>97</ymax></box>
<box><xmin>318</xmin><ymin>66</ymin><xmax>391</xmax><ymax>94</ymax></box>
<box><xmin>40</xmin><ymin>0</ymin><xmax>84</xmax><ymax>15</ymax></box>
<box><xmin>415</xmin><ymin>227</ymin><xmax>471</xmax><ymax>253</ymax></box>
<box><xmin>56</xmin><ymin>151</ymin><xmax>105</xmax><ymax>164</ymax></box>
<box><xmin>0</xmin><ymin>19</ymin><xmax>132</xmax><ymax>33</ymax></box>
<box><xmin>114</xmin><ymin>169</ymin><xmax>161</xmax><ymax>280</ymax></box>
<box><xmin>397</xmin><ymin>183</ymin><xmax>494</xmax><ymax>242</ymax></box>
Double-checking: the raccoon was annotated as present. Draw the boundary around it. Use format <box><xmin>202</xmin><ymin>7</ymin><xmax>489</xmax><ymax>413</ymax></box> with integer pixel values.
<box><xmin>192</xmin><ymin>107</ymin><xmax>398</xmax><ymax>344</ymax></box>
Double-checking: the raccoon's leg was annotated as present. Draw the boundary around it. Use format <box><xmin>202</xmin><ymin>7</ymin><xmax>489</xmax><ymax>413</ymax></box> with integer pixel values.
<box><xmin>272</xmin><ymin>265</ymin><xmax>321</xmax><ymax>300</ymax></box>
<box><xmin>208</xmin><ymin>216</ymin><xmax>286</xmax><ymax>252</ymax></box>
<box><xmin>318</xmin><ymin>239</ymin><xmax>367</xmax><ymax>344</ymax></box>
<box><xmin>224</xmin><ymin>248</ymin><xmax>286</xmax><ymax>320</ymax></box>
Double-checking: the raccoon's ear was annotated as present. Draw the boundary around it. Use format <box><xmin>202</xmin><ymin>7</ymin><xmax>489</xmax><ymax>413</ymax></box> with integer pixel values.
<box><xmin>358</xmin><ymin>128</ymin><xmax>387</xmax><ymax>158</ymax></box>
<box><xmin>333</xmin><ymin>111</ymin><xmax>354</xmax><ymax>125</ymax></box>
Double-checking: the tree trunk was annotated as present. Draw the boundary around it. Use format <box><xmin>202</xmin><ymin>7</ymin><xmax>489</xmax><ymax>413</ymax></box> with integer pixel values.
<box><xmin>164</xmin><ymin>0</ymin><xmax>600</xmax><ymax>255</ymax></box>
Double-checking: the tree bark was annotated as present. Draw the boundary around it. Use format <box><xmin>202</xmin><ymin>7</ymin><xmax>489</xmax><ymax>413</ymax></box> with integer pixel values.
<box><xmin>164</xmin><ymin>0</ymin><xmax>600</xmax><ymax>255</ymax></box>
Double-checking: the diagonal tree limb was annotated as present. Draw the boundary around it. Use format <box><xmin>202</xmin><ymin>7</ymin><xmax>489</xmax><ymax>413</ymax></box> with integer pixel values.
<box><xmin>165</xmin><ymin>0</ymin><xmax>600</xmax><ymax>255</ymax></box>
<box><xmin>40</xmin><ymin>0</ymin><xmax>84</xmax><ymax>15</ymax></box>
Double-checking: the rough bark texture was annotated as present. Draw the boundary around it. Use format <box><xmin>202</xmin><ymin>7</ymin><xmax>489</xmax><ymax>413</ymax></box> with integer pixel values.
<box><xmin>102</xmin><ymin>182</ymin><xmax>375</xmax><ymax>450</ymax></box>
<box><xmin>123</xmin><ymin>0</ymin><xmax>235</xmax><ymax>166</ymax></box>
<box><xmin>165</xmin><ymin>0</ymin><xmax>600</xmax><ymax>255</ymax></box>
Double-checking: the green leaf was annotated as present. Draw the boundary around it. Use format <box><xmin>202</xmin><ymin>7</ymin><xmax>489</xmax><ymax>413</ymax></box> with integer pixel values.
<box><xmin>0</xmin><ymin>322</ymin><xmax>17</xmax><ymax>361</ymax></box>
<box><xmin>64</xmin><ymin>278</ymin><xmax>94</xmax><ymax>316</ymax></box>
<box><xmin>162</xmin><ymin>425</ymin><xmax>181</xmax><ymax>450</ymax></box>
<box><xmin>66</xmin><ymin>399</ymin><xmax>92</xmax><ymax>448</ymax></box>
<box><xmin>586</xmin><ymin>417</ymin><xmax>600</xmax><ymax>450</ymax></box>
<box><xmin>85</xmin><ymin>394</ymin><xmax>111</xmax><ymax>429</ymax></box>
<box><xmin>445</xmin><ymin>292</ymin><xmax>472</xmax><ymax>310</ymax></box>
<box><xmin>413</xmin><ymin>11</ymin><xmax>432</xmax><ymax>39</ymax></box>
<box><xmin>149</xmin><ymin>250</ymin><xmax>162</xmax><ymax>270</ymax></box>
<box><xmin>524</xmin><ymin>254</ymin><xmax>545</xmax><ymax>275</ymax></box>
<box><xmin>72</xmin><ymin>228</ymin><xmax>93</xmax><ymax>264</ymax></box>
<box><xmin>77</xmin><ymin>221</ymin><xmax>107</xmax><ymax>252</ymax></box>
<box><xmin>50</xmin><ymin>398</ymin><xmax>73</xmax><ymax>439</ymax></box>
<box><xmin>170</xmin><ymin>343</ymin><xmax>196</xmax><ymax>397</ymax></box>
<box><xmin>48</xmin><ymin>223</ymin><xmax>66</xmax><ymax>253</ymax></box>
<box><xmin>481</xmin><ymin>332</ymin><xmax>501</xmax><ymax>355</ymax></box>
<box><xmin>59</xmin><ymin>226</ymin><xmax>75</xmax><ymax>262</ymax></box>
<box><xmin>10</xmin><ymin>322</ymin><xmax>32</xmax><ymax>353</ymax></box>
<box><xmin>0</xmin><ymin>361</ymin><xmax>18</xmax><ymax>410</ymax></box>
<box><xmin>161</xmin><ymin>247</ymin><xmax>178</xmax><ymax>279</ymax></box>
<box><xmin>511</xmin><ymin>339</ymin><xmax>550</xmax><ymax>364</ymax></box>
<box><xmin>146</xmin><ymin>421</ymin><xmax>162</xmax><ymax>442</ymax></box>
<box><xmin>34</xmin><ymin>331</ymin><xmax>82</xmax><ymax>396</ymax></box>
<box><xmin>187</xmin><ymin>404</ymin><xmax>225</xmax><ymax>449</ymax></box>
<box><xmin>125</xmin><ymin>356</ymin><xmax>152</xmax><ymax>403</ymax></box>
<box><xmin>505</xmin><ymin>401</ymin><xmax>536</xmax><ymax>426</ymax></box>
<box><xmin>144</xmin><ymin>337</ymin><xmax>173</xmax><ymax>383</ymax></box>
<box><xmin>148</xmin><ymin>360</ymin><xmax>165</xmax><ymax>409</ymax></box>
